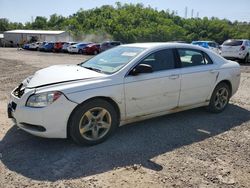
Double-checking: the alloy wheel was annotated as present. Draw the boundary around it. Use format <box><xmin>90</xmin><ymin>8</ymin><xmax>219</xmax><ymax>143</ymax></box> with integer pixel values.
<box><xmin>79</xmin><ymin>107</ymin><xmax>112</xmax><ymax>141</ymax></box>
<box><xmin>214</xmin><ymin>87</ymin><xmax>229</xmax><ymax>110</ymax></box>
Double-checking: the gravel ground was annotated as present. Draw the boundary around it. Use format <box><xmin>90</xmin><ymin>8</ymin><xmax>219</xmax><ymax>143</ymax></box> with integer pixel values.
<box><xmin>0</xmin><ymin>48</ymin><xmax>250</xmax><ymax>188</ymax></box>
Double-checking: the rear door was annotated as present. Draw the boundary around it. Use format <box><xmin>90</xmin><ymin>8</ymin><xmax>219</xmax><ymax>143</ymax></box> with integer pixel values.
<box><xmin>177</xmin><ymin>49</ymin><xmax>218</xmax><ymax>106</ymax></box>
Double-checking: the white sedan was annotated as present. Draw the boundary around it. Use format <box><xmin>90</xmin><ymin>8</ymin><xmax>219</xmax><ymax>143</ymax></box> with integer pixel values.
<box><xmin>8</xmin><ymin>43</ymin><xmax>241</xmax><ymax>145</ymax></box>
<box><xmin>28</xmin><ymin>42</ymin><xmax>42</xmax><ymax>50</ymax></box>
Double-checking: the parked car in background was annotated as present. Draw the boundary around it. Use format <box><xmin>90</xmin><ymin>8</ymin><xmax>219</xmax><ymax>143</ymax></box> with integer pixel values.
<box><xmin>22</xmin><ymin>43</ymin><xmax>30</xmax><ymax>50</ymax></box>
<box><xmin>29</xmin><ymin>42</ymin><xmax>42</xmax><ymax>51</ymax></box>
<box><xmin>39</xmin><ymin>42</ymin><xmax>47</xmax><ymax>51</ymax></box>
<box><xmin>221</xmin><ymin>39</ymin><xmax>250</xmax><ymax>63</ymax></box>
<box><xmin>40</xmin><ymin>42</ymin><xmax>55</xmax><ymax>52</ymax></box>
<box><xmin>62</xmin><ymin>42</ymin><xmax>77</xmax><ymax>53</ymax></box>
<box><xmin>100</xmin><ymin>41</ymin><xmax>121</xmax><ymax>52</ymax></box>
<box><xmin>83</xmin><ymin>43</ymin><xmax>100</xmax><ymax>55</ymax></box>
<box><xmin>53</xmin><ymin>42</ymin><xmax>66</xmax><ymax>52</ymax></box>
<box><xmin>8</xmin><ymin>43</ymin><xmax>240</xmax><ymax>145</ymax></box>
<box><xmin>67</xmin><ymin>42</ymin><xmax>92</xmax><ymax>54</ymax></box>
<box><xmin>192</xmin><ymin>41</ymin><xmax>220</xmax><ymax>54</ymax></box>
<box><xmin>38</xmin><ymin>41</ymin><xmax>47</xmax><ymax>51</ymax></box>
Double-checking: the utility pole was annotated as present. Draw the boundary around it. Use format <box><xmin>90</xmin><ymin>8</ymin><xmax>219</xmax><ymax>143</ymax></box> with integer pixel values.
<box><xmin>185</xmin><ymin>6</ymin><xmax>188</xmax><ymax>19</ymax></box>
<box><xmin>191</xmin><ymin>9</ymin><xmax>194</xmax><ymax>18</ymax></box>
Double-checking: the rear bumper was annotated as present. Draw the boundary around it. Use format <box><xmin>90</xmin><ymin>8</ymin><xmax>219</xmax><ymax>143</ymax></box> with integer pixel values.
<box><xmin>222</xmin><ymin>52</ymin><xmax>247</xmax><ymax>61</ymax></box>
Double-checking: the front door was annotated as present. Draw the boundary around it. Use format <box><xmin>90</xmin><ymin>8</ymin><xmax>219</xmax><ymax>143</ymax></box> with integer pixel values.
<box><xmin>124</xmin><ymin>49</ymin><xmax>181</xmax><ymax>119</ymax></box>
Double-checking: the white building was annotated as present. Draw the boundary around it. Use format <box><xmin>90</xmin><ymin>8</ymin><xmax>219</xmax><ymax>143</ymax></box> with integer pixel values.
<box><xmin>3</xmin><ymin>30</ymin><xmax>72</xmax><ymax>47</ymax></box>
<box><xmin>0</xmin><ymin>34</ymin><xmax>4</xmax><ymax>47</ymax></box>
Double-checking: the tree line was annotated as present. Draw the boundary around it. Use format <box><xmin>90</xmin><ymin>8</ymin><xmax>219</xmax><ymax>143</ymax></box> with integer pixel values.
<box><xmin>1</xmin><ymin>2</ymin><xmax>250</xmax><ymax>44</ymax></box>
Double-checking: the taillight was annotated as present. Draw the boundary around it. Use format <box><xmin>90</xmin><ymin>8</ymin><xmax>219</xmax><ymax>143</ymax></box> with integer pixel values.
<box><xmin>240</xmin><ymin>46</ymin><xmax>245</xmax><ymax>51</ymax></box>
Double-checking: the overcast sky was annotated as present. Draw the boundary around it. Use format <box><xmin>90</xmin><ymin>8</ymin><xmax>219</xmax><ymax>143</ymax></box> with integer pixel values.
<box><xmin>0</xmin><ymin>0</ymin><xmax>249</xmax><ymax>23</ymax></box>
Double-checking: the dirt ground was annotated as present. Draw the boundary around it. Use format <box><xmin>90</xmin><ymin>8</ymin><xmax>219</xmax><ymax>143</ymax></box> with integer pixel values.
<box><xmin>0</xmin><ymin>48</ymin><xmax>250</xmax><ymax>188</ymax></box>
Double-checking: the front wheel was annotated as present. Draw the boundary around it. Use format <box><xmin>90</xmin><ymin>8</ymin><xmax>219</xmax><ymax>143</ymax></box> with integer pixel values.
<box><xmin>207</xmin><ymin>83</ymin><xmax>230</xmax><ymax>113</ymax></box>
<box><xmin>69</xmin><ymin>99</ymin><xmax>119</xmax><ymax>146</ymax></box>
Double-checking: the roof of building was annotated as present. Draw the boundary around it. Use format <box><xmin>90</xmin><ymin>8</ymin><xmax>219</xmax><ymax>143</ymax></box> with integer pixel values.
<box><xmin>4</xmin><ymin>30</ymin><xmax>65</xmax><ymax>35</ymax></box>
<box><xmin>0</xmin><ymin>34</ymin><xmax>4</xmax><ymax>39</ymax></box>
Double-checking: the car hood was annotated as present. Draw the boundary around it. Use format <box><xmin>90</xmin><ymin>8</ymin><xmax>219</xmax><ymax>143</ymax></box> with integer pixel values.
<box><xmin>26</xmin><ymin>64</ymin><xmax>104</xmax><ymax>88</ymax></box>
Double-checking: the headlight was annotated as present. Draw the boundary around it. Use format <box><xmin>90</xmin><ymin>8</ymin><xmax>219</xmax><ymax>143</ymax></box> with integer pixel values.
<box><xmin>26</xmin><ymin>91</ymin><xmax>62</xmax><ymax>107</ymax></box>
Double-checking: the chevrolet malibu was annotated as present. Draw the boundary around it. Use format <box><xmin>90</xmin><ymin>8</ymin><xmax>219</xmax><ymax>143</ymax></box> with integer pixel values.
<box><xmin>8</xmin><ymin>43</ymin><xmax>241</xmax><ymax>145</ymax></box>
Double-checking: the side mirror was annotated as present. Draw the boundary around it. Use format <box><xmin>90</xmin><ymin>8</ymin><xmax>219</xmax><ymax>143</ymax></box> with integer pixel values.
<box><xmin>130</xmin><ymin>64</ymin><xmax>153</xmax><ymax>76</ymax></box>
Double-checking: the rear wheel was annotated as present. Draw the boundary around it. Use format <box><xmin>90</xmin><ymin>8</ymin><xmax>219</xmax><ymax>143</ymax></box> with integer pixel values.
<box><xmin>69</xmin><ymin>99</ymin><xmax>119</xmax><ymax>145</ymax></box>
<box><xmin>241</xmin><ymin>54</ymin><xmax>249</xmax><ymax>63</ymax></box>
<box><xmin>93</xmin><ymin>50</ymin><xmax>98</xmax><ymax>55</ymax></box>
<box><xmin>207</xmin><ymin>83</ymin><xmax>230</xmax><ymax>113</ymax></box>
<box><xmin>244</xmin><ymin>54</ymin><xmax>249</xmax><ymax>63</ymax></box>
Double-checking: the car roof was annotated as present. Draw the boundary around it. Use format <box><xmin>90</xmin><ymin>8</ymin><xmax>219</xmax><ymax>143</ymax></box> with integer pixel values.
<box><xmin>122</xmin><ymin>42</ymin><xmax>207</xmax><ymax>50</ymax></box>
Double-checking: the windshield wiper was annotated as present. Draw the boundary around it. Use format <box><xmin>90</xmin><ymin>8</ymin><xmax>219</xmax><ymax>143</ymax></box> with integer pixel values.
<box><xmin>82</xmin><ymin>66</ymin><xmax>103</xmax><ymax>73</ymax></box>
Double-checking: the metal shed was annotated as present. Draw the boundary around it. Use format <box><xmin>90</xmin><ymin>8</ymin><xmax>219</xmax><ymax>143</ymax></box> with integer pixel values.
<box><xmin>3</xmin><ymin>30</ymin><xmax>72</xmax><ymax>47</ymax></box>
<box><xmin>0</xmin><ymin>34</ymin><xmax>4</xmax><ymax>47</ymax></box>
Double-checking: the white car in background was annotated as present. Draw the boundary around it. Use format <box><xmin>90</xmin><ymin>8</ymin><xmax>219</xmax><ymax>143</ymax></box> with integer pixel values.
<box><xmin>221</xmin><ymin>39</ymin><xmax>250</xmax><ymax>63</ymax></box>
<box><xmin>62</xmin><ymin>42</ymin><xmax>77</xmax><ymax>53</ymax></box>
<box><xmin>8</xmin><ymin>43</ymin><xmax>240</xmax><ymax>145</ymax></box>
<box><xmin>28</xmin><ymin>42</ymin><xmax>42</xmax><ymax>50</ymax></box>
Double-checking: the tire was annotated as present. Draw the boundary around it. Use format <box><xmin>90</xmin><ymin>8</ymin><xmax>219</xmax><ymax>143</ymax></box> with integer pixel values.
<box><xmin>241</xmin><ymin>54</ymin><xmax>249</xmax><ymax>64</ymax></box>
<box><xmin>69</xmin><ymin>99</ymin><xmax>119</xmax><ymax>146</ymax></box>
<box><xmin>78</xmin><ymin>49</ymin><xmax>83</xmax><ymax>54</ymax></box>
<box><xmin>93</xmin><ymin>50</ymin><xmax>98</xmax><ymax>55</ymax></box>
<box><xmin>207</xmin><ymin>83</ymin><xmax>230</xmax><ymax>113</ymax></box>
<box><xmin>244</xmin><ymin>54</ymin><xmax>249</xmax><ymax>63</ymax></box>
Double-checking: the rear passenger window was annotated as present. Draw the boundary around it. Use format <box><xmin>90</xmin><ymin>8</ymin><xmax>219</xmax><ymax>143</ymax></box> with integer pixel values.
<box><xmin>177</xmin><ymin>49</ymin><xmax>213</xmax><ymax>67</ymax></box>
<box><xmin>140</xmin><ymin>49</ymin><xmax>175</xmax><ymax>71</ymax></box>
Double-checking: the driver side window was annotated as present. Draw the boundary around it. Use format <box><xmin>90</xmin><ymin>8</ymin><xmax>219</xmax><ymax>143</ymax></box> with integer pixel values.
<box><xmin>139</xmin><ymin>49</ymin><xmax>175</xmax><ymax>72</ymax></box>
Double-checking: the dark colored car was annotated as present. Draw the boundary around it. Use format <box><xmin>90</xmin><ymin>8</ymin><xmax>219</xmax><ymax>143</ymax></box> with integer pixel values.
<box><xmin>100</xmin><ymin>41</ymin><xmax>121</xmax><ymax>52</ymax></box>
<box><xmin>84</xmin><ymin>43</ymin><xmax>100</xmax><ymax>55</ymax></box>
<box><xmin>22</xmin><ymin>43</ymin><xmax>30</xmax><ymax>50</ymax></box>
<box><xmin>53</xmin><ymin>42</ymin><xmax>66</xmax><ymax>52</ymax></box>
<box><xmin>40</xmin><ymin>42</ymin><xmax>55</xmax><ymax>52</ymax></box>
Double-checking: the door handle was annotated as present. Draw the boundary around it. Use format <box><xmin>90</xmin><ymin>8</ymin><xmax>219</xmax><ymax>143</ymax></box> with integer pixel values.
<box><xmin>210</xmin><ymin>69</ymin><xmax>218</xmax><ymax>74</ymax></box>
<box><xmin>169</xmin><ymin>74</ymin><xmax>179</xmax><ymax>79</ymax></box>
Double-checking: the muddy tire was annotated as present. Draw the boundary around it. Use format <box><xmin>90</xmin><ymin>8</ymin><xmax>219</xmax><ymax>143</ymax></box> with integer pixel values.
<box><xmin>69</xmin><ymin>99</ymin><xmax>119</xmax><ymax>146</ymax></box>
<box><xmin>207</xmin><ymin>83</ymin><xmax>230</xmax><ymax>113</ymax></box>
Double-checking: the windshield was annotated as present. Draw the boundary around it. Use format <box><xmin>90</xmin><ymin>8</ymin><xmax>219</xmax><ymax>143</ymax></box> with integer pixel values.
<box><xmin>79</xmin><ymin>46</ymin><xmax>145</xmax><ymax>74</ymax></box>
<box><xmin>223</xmin><ymin>40</ymin><xmax>243</xmax><ymax>46</ymax></box>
